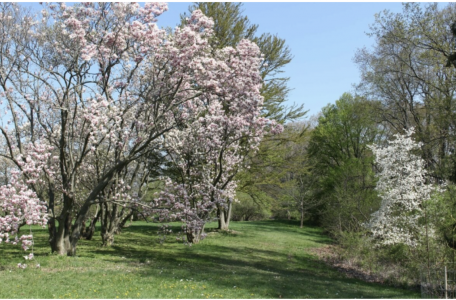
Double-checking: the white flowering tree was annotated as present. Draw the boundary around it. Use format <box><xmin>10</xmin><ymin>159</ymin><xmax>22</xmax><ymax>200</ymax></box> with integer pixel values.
<box><xmin>367</xmin><ymin>128</ymin><xmax>439</xmax><ymax>247</ymax></box>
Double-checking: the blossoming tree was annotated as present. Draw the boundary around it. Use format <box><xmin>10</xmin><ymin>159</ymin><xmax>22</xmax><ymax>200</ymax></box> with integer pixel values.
<box><xmin>367</xmin><ymin>128</ymin><xmax>439</xmax><ymax>247</ymax></box>
<box><xmin>0</xmin><ymin>2</ymin><xmax>279</xmax><ymax>255</ymax></box>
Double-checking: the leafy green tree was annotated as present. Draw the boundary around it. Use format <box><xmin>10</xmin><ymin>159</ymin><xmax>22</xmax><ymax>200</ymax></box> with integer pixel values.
<box><xmin>181</xmin><ymin>2</ymin><xmax>307</xmax><ymax>230</ymax></box>
<box><xmin>307</xmin><ymin>93</ymin><xmax>383</xmax><ymax>234</ymax></box>
<box><xmin>275</xmin><ymin>123</ymin><xmax>320</xmax><ymax>228</ymax></box>
<box><xmin>354</xmin><ymin>2</ymin><xmax>456</xmax><ymax>183</ymax></box>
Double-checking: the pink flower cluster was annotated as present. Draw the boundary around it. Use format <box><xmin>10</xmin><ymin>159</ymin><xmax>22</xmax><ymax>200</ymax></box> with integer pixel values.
<box><xmin>0</xmin><ymin>177</ymin><xmax>47</xmax><ymax>250</ymax></box>
<box><xmin>0</xmin><ymin>2</ymin><xmax>282</xmax><ymax>249</ymax></box>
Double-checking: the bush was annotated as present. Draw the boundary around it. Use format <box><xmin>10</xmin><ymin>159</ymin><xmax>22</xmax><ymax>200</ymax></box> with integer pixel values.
<box><xmin>270</xmin><ymin>206</ymin><xmax>300</xmax><ymax>220</ymax></box>
<box><xmin>232</xmin><ymin>193</ymin><xmax>270</xmax><ymax>221</ymax></box>
<box><xmin>333</xmin><ymin>228</ymin><xmax>456</xmax><ymax>289</ymax></box>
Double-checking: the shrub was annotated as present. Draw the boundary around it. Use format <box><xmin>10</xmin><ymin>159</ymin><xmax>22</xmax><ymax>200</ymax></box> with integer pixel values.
<box><xmin>232</xmin><ymin>193</ymin><xmax>271</xmax><ymax>221</ymax></box>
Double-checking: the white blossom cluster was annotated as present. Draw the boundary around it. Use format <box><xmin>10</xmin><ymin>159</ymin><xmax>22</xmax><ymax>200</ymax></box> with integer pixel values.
<box><xmin>367</xmin><ymin>128</ymin><xmax>440</xmax><ymax>247</ymax></box>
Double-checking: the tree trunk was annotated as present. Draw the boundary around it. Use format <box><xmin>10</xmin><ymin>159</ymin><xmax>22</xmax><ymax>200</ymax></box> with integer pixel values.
<box><xmin>300</xmin><ymin>200</ymin><xmax>304</xmax><ymax>228</ymax></box>
<box><xmin>100</xmin><ymin>202</ymin><xmax>116</xmax><ymax>247</ymax></box>
<box><xmin>79</xmin><ymin>219</ymin><xmax>87</xmax><ymax>238</ymax></box>
<box><xmin>48</xmin><ymin>217</ymin><xmax>57</xmax><ymax>253</ymax></box>
<box><xmin>81</xmin><ymin>206</ymin><xmax>101</xmax><ymax>240</ymax></box>
<box><xmin>47</xmin><ymin>185</ymin><xmax>58</xmax><ymax>252</ymax></box>
<box><xmin>217</xmin><ymin>202</ymin><xmax>232</xmax><ymax>230</ymax></box>
<box><xmin>115</xmin><ymin>211</ymin><xmax>134</xmax><ymax>234</ymax></box>
<box><xmin>101</xmin><ymin>231</ymin><xmax>115</xmax><ymax>246</ymax></box>
<box><xmin>100</xmin><ymin>202</ymin><xmax>130</xmax><ymax>246</ymax></box>
<box><xmin>53</xmin><ymin>213</ymin><xmax>73</xmax><ymax>256</ymax></box>
<box><xmin>186</xmin><ymin>224</ymin><xmax>205</xmax><ymax>244</ymax></box>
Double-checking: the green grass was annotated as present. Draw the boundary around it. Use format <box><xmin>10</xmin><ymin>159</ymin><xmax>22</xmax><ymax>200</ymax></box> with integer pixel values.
<box><xmin>0</xmin><ymin>220</ymin><xmax>420</xmax><ymax>298</ymax></box>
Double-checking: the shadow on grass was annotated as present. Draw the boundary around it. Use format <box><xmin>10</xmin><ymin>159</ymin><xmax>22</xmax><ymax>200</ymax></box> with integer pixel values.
<box><xmin>88</xmin><ymin>221</ymin><xmax>417</xmax><ymax>299</ymax></box>
<box><xmin>0</xmin><ymin>221</ymin><xmax>419</xmax><ymax>298</ymax></box>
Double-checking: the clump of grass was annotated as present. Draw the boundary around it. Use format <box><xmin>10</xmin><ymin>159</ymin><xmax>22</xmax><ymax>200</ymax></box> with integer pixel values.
<box><xmin>0</xmin><ymin>220</ymin><xmax>420</xmax><ymax>298</ymax></box>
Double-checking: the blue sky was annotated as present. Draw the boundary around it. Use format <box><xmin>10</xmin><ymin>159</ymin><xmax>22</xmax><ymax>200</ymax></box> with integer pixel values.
<box><xmin>23</xmin><ymin>2</ymin><xmax>430</xmax><ymax>118</ymax></box>
<box><xmin>158</xmin><ymin>2</ymin><xmax>409</xmax><ymax>119</ymax></box>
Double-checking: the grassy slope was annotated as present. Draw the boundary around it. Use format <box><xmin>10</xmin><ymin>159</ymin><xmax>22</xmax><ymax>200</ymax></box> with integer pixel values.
<box><xmin>0</xmin><ymin>220</ymin><xmax>419</xmax><ymax>299</ymax></box>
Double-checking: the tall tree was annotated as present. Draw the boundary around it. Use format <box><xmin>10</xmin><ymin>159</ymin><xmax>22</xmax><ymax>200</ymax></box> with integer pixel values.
<box><xmin>272</xmin><ymin>122</ymin><xmax>320</xmax><ymax>228</ymax></box>
<box><xmin>182</xmin><ymin>2</ymin><xmax>306</xmax><ymax>230</ymax></box>
<box><xmin>307</xmin><ymin>93</ymin><xmax>383</xmax><ymax>234</ymax></box>
<box><xmin>367</xmin><ymin>128</ymin><xmax>439</xmax><ymax>248</ymax></box>
<box><xmin>354</xmin><ymin>2</ymin><xmax>456</xmax><ymax>183</ymax></box>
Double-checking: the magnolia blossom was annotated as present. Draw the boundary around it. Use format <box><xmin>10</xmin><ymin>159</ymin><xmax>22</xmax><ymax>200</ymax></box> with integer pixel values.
<box><xmin>367</xmin><ymin>128</ymin><xmax>440</xmax><ymax>247</ymax></box>
<box><xmin>23</xmin><ymin>253</ymin><xmax>34</xmax><ymax>260</ymax></box>
<box><xmin>0</xmin><ymin>2</ymin><xmax>280</xmax><ymax>254</ymax></box>
<box><xmin>150</xmin><ymin>35</ymin><xmax>282</xmax><ymax>241</ymax></box>
<box><xmin>17</xmin><ymin>263</ymin><xmax>27</xmax><ymax>269</ymax></box>
<box><xmin>0</xmin><ymin>171</ymin><xmax>47</xmax><ymax>250</ymax></box>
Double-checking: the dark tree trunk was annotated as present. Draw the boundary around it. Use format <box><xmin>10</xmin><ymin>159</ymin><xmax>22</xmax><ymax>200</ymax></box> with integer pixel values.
<box><xmin>47</xmin><ymin>185</ymin><xmax>58</xmax><ymax>252</ymax></box>
<box><xmin>115</xmin><ymin>211</ymin><xmax>134</xmax><ymax>234</ymax></box>
<box><xmin>100</xmin><ymin>202</ymin><xmax>114</xmax><ymax>246</ymax></box>
<box><xmin>53</xmin><ymin>213</ymin><xmax>73</xmax><ymax>256</ymax></box>
<box><xmin>79</xmin><ymin>219</ymin><xmax>87</xmax><ymax>238</ymax></box>
<box><xmin>101</xmin><ymin>231</ymin><xmax>115</xmax><ymax>246</ymax></box>
<box><xmin>48</xmin><ymin>217</ymin><xmax>57</xmax><ymax>253</ymax></box>
<box><xmin>69</xmin><ymin>192</ymin><xmax>101</xmax><ymax>256</ymax></box>
<box><xmin>81</xmin><ymin>206</ymin><xmax>101</xmax><ymax>240</ymax></box>
<box><xmin>47</xmin><ymin>158</ymin><xmax>131</xmax><ymax>256</ymax></box>
<box><xmin>100</xmin><ymin>202</ymin><xmax>131</xmax><ymax>246</ymax></box>
<box><xmin>186</xmin><ymin>224</ymin><xmax>205</xmax><ymax>244</ymax></box>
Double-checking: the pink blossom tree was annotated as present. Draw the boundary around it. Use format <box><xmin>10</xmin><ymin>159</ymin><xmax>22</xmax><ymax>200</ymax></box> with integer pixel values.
<box><xmin>153</xmin><ymin>41</ymin><xmax>283</xmax><ymax>241</ymax></box>
<box><xmin>0</xmin><ymin>3</ymin><xmax>278</xmax><ymax>254</ymax></box>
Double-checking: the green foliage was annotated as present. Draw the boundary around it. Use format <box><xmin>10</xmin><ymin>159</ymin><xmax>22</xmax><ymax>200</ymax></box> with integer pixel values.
<box><xmin>425</xmin><ymin>184</ymin><xmax>456</xmax><ymax>252</ymax></box>
<box><xmin>231</xmin><ymin>192</ymin><xmax>271</xmax><ymax>221</ymax></box>
<box><xmin>235</xmin><ymin>131</ymin><xmax>292</xmax><ymax>206</ymax></box>
<box><xmin>307</xmin><ymin>93</ymin><xmax>382</xmax><ymax>234</ymax></box>
<box><xmin>336</xmin><ymin>231</ymin><xmax>414</xmax><ymax>287</ymax></box>
<box><xmin>355</xmin><ymin>2</ymin><xmax>456</xmax><ymax>184</ymax></box>
<box><xmin>332</xmin><ymin>184</ymin><xmax>456</xmax><ymax>289</ymax></box>
<box><xmin>0</xmin><ymin>221</ymin><xmax>419</xmax><ymax>298</ymax></box>
<box><xmin>336</xmin><ymin>226</ymin><xmax>455</xmax><ymax>288</ymax></box>
<box><xmin>271</xmin><ymin>123</ymin><xmax>320</xmax><ymax>226</ymax></box>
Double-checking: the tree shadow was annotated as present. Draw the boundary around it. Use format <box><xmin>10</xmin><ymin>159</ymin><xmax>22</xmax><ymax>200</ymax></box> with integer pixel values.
<box><xmin>87</xmin><ymin>222</ymin><xmax>418</xmax><ymax>298</ymax></box>
<box><xmin>0</xmin><ymin>221</ymin><xmax>419</xmax><ymax>298</ymax></box>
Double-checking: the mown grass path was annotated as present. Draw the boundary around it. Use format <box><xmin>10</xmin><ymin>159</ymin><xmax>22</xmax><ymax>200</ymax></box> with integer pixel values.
<box><xmin>0</xmin><ymin>220</ymin><xmax>419</xmax><ymax>298</ymax></box>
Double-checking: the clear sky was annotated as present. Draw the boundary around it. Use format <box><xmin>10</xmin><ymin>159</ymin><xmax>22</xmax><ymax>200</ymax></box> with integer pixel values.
<box><xmin>157</xmin><ymin>2</ymin><xmax>409</xmax><ymax>118</ymax></box>
<box><xmin>23</xmin><ymin>2</ymin><xmax>436</xmax><ymax>118</ymax></box>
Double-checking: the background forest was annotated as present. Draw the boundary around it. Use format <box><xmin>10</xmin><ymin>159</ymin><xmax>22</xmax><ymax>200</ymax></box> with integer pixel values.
<box><xmin>230</xmin><ymin>2</ymin><xmax>456</xmax><ymax>287</ymax></box>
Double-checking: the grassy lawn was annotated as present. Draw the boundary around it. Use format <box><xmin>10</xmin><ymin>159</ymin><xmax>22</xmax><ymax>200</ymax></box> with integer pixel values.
<box><xmin>0</xmin><ymin>220</ymin><xmax>420</xmax><ymax>298</ymax></box>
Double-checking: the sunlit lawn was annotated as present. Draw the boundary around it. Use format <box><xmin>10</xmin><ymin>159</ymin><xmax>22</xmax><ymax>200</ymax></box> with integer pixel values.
<box><xmin>0</xmin><ymin>220</ymin><xmax>420</xmax><ymax>298</ymax></box>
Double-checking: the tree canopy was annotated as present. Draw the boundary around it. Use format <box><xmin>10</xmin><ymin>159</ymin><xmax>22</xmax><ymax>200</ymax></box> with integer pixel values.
<box><xmin>0</xmin><ymin>2</ymin><xmax>281</xmax><ymax>255</ymax></box>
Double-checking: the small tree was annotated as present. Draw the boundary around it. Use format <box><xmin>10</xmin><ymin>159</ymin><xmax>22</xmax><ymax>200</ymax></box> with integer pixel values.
<box><xmin>368</xmin><ymin>128</ymin><xmax>439</xmax><ymax>248</ymax></box>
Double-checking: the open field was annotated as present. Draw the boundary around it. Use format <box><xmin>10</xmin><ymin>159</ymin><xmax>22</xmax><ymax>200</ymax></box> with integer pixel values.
<box><xmin>0</xmin><ymin>220</ymin><xmax>420</xmax><ymax>298</ymax></box>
